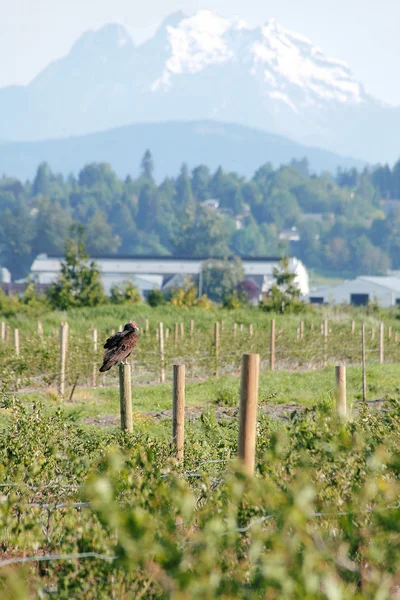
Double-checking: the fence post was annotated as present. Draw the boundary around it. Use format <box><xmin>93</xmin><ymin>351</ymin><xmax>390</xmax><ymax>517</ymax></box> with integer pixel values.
<box><xmin>379</xmin><ymin>322</ymin><xmax>384</xmax><ymax>364</ymax></box>
<box><xmin>351</xmin><ymin>320</ymin><xmax>355</xmax><ymax>335</ymax></box>
<box><xmin>335</xmin><ymin>365</ymin><xmax>347</xmax><ymax>419</ymax></box>
<box><xmin>240</xmin><ymin>324</ymin><xmax>244</xmax><ymax>334</ymax></box>
<box><xmin>37</xmin><ymin>320</ymin><xmax>44</xmax><ymax>341</ymax></box>
<box><xmin>323</xmin><ymin>319</ymin><xmax>328</xmax><ymax>367</ymax></box>
<box><xmin>300</xmin><ymin>321</ymin><xmax>304</xmax><ymax>340</ymax></box>
<box><xmin>159</xmin><ymin>322</ymin><xmax>165</xmax><ymax>384</ymax></box>
<box><xmin>172</xmin><ymin>364</ymin><xmax>185</xmax><ymax>464</ymax></box>
<box><xmin>0</xmin><ymin>321</ymin><xmax>5</xmax><ymax>341</ymax></box>
<box><xmin>362</xmin><ymin>322</ymin><xmax>367</xmax><ymax>402</ymax></box>
<box><xmin>92</xmin><ymin>328</ymin><xmax>98</xmax><ymax>387</ymax></box>
<box><xmin>214</xmin><ymin>322</ymin><xmax>220</xmax><ymax>377</ymax></box>
<box><xmin>180</xmin><ymin>322</ymin><xmax>184</xmax><ymax>340</ymax></box>
<box><xmin>174</xmin><ymin>323</ymin><xmax>179</xmax><ymax>347</ymax></box>
<box><xmin>145</xmin><ymin>318</ymin><xmax>149</xmax><ymax>335</ymax></box>
<box><xmin>190</xmin><ymin>319</ymin><xmax>195</xmax><ymax>334</ymax></box>
<box><xmin>249</xmin><ymin>324</ymin><xmax>253</xmax><ymax>337</ymax></box>
<box><xmin>270</xmin><ymin>319</ymin><xmax>276</xmax><ymax>371</ymax></box>
<box><xmin>233</xmin><ymin>323</ymin><xmax>237</xmax><ymax>338</ymax></box>
<box><xmin>388</xmin><ymin>326</ymin><xmax>392</xmax><ymax>340</ymax></box>
<box><xmin>118</xmin><ymin>324</ymin><xmax>123</xmax><ymax>333</ymax></box>
<box><xmin>119</xmin><ymin>363</ymin><xmax>133</xmax><ymax>432</ymax></box>
<box><xmin>238</xmin><ymin>354</ymin><xmax>260</xmax><ymax>476</ymax></box>
<box><xmin>14</xmin><ymin>329</ymin><xmax>20</xmax><ymax>357</ymax></box>
<box><xmin>165</xmin><ymin>328</ymin><xmax>169</xmax><ymax>341</ymax></box>
<box><xmin>58</xmin><ymin>322</ymin><xmax>69</xmax><ymax>398</ymax></box>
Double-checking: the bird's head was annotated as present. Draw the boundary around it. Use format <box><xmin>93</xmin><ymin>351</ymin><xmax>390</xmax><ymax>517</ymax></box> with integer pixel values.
<box><xmin>124</xmin><ymin>321</ymin><xmax>139</xmax><ymax>333</ymax></box>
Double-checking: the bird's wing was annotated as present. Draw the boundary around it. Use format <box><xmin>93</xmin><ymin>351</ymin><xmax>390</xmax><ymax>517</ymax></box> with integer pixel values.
<box><xmin>103</xmin><ymin>332</ymin><xmax>124</xmax><ymax>349</ymax></box>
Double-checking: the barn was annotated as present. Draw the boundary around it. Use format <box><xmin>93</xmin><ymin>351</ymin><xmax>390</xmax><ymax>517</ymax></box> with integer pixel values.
<box><xmin>29</xmin><ymin>254</ymin><xmax>310</xmax><ymax>299</ymax></box>
<box><xmin>310</xmin><ymin>276</ymin><xmax>400</xmax><ymax>307</ymax></box>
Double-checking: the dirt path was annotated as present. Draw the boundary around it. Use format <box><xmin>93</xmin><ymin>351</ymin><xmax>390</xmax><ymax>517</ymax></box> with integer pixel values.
<box><xmin>84</xmin><ymin>398</ymin><xmax>387</xmax><ymax>428</ymax></box>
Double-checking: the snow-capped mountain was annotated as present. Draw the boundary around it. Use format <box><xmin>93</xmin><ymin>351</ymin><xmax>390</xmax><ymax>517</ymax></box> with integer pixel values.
<box><xmin>0</xmin><ymin>10</ymin><xmax>397</xmax><ymax>162</ymax></box>
<box><xmin>152</xmin><ymin>11</ymin><xmax>366</xmax><ymax>106</ymax></box>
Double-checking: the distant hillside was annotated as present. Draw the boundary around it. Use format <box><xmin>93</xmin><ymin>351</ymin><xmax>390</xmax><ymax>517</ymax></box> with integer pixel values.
<box><xmin>0</xmin><ymin>12</ymin><xmax>398</xmax><ymax>162</ymax></box>
<box><xmin>0</xmin><ymin>120</ymin><xmax>365</xmax><ymax>181</ymax></box>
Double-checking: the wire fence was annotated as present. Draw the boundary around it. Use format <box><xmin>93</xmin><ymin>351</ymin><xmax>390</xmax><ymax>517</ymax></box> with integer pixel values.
<box><xmin>1</xmin><ymin>319</ymin><xmax>399</xmax><ymax>394</ymax></box>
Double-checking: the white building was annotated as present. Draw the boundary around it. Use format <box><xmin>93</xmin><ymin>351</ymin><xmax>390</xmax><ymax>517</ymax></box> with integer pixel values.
<box><xmin>30</xmin><ymin>254</ymin><xmax>310</xmax><ymax>299</ymax></box>
<box><xmin>0</xmin><ymin>267</ymin><xmax>11</xmax><ymax>284</ymax></box>
<box><xmin>310</xmin><ymin>276</ymin><xmax>400</xmax><ymax>307</ymax></box>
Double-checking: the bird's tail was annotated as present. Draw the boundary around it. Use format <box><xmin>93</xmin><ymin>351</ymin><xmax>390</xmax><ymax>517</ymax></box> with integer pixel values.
<box><xmin>99</xmin><ymin>363</ymin><xmax>111</xmax><ymax>373</ymax></box>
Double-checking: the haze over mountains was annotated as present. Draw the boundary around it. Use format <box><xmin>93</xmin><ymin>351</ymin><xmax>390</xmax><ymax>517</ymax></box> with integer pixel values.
<box><xmin>0</xmin><ymin>9</ymin><xmax>397</xmax><ymax>177</ymax></box>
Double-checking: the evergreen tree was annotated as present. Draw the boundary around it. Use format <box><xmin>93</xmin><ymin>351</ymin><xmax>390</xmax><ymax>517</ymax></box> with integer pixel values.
<box><xmin>32</xmin><ymin>162</ymin><xmax>52</xmax><ymax>197</ymax></box>
<box><xmin>47</xmin><ymin>226</ymin><xmax>106</xmax><ymax>310</ymax></box>
<box><xmin>175</xmin><ymin>164</ymin><xmax>194</xmax><ymax>207</ymax></box>
<box><xmin>140</xmin><ymin>150</ymin><xmax>154</xmax><ymax>181</ymax></box>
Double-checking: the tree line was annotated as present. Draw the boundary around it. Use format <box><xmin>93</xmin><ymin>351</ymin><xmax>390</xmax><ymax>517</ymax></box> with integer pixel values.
<box><xmin>1</xmin><ymin>151</ymin><xmax>400</xmax><ymax>280</ymax></box>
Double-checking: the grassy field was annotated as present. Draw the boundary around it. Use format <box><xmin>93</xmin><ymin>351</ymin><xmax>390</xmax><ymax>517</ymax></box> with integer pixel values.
<box><xmin>1</xmin><ymin>305</ymin><xmax>400</xmax><ymax>598</ymax></box>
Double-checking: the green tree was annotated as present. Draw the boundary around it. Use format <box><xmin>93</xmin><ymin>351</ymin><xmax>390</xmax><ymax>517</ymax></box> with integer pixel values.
<box><xmin>140</xmin><ymin>150</ymin><xmax>154</xmax><ymax>181</ymax></box>
<box><xmin>261</xmin><ymin>257</ymin><xmax>305</xmax><ymax>313</ymax></box>
<box><xmin>32</xmin><ymin>162</ymin><xmax>53</xmax><ymax>197</ymax></box>
<box><xmin>110</xmin><ymin>281</ymin><xmax>142</xmax><ymax>304</ymax></box>
<box><xmin>191</xmin><ymin>165</ymin><xmax>211</xmax><ymax>201</ymax></box>
<box><xmin>176</xmin><ymin>164</ymin><xmax>194</xmax><ymax>208</ymax></box>
<box><xmin>47</xmin><ymin>226</ymin><xmax>106</xmax><ymax>310</ymax></box>
<box><xmin>201</xmin><ymin>257</ymin><xmax>245</xmax><ymax>302</ymax></box>
<box><xmin>172</xmin><ymin>206</ymin><xmax>231</xmax><ymax>257</ymax></box>
<box><xmin>33</xmin><ymin>198</ymin><xmax>72</xmax><ymax>257</ymax></box>
<box><xmin>0</xmin><ymin>198</ymin><xmax>35</xmax><ymax>279</ymax></box>
<box><xmin>85</xmin><ymin>210</ymin><xmax>121</xmax><ymax>255</ymax></box>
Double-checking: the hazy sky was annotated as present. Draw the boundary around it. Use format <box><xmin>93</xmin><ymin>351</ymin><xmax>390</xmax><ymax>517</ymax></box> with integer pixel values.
<box><xmin>2</xmin><ymin>0</ymin><xmax>399</xmax><ymax>104</ymax></box>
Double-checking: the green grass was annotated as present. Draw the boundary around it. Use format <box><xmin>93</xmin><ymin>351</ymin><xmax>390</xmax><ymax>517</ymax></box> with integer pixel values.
<box><xmin>4</xmin><ymin>363</ymin><xmax>399</xmax><ymax>436</ymax></box>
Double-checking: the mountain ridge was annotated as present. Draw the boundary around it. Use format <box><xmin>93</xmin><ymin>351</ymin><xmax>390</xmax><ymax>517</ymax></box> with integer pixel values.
<box><xmin>0</xmin><ymin>10</ymin><xmax>398</xmax><ymax>163</ymax></box>
<box><xmin>0</xmin><ymin>119</ymin><xmax>366</xmax><ymax>182</ymax></box>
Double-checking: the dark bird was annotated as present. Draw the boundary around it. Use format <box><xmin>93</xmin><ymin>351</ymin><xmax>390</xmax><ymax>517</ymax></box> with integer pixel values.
<box><xmin>99</xmin><ymin>322</ymin><xmax>140</xmax><ymax>372</ymax></box>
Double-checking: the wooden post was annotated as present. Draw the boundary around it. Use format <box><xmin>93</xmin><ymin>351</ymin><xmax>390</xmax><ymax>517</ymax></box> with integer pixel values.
<box><xmin>388</xmin><ymin>326</ymin><xmax>392</xmax><ymax>340</ymax></box>
<box><xmin>119</xmin><ymin>363</ymin><xmax>133</xmax><ymax>432</ymax></box>
<box><xmin>270</xmin><ymin>319</ymin><xmax>276</xmax><ymax>371</ymax></box>
<box><xmin>335</xmin><ymin>365</ymin><xmax>347</xmax><ymax>419</ymax></box>
<box><xmin>159</xmin><ymin>322</ymin><xmax>165</xmax><ymax>384</ymax></box>
<box><xmin>379</xmin><ymin>322</ymin><xmax>384</xmax><ymax>364</ymax></box>
<box><xmin>172</xmin><ymin>364</ymin><xmax>185</xmax><ymax>464</ymax></box>
<box><xmin>37</xmin><ymin>320</ymin><xmax>44</xmax><ymax>341</ymax></box>
<box><xmin>362</xmin><ymin>322</ymin><xmax>367</xmax><ymax>403</ymax></box>
<box><xmin>180</xmin><ymin>322</ymin><xmax>184</xmax><ymax>340</ymax></box>
<box><xmin>351</xmin><ymin>320</ymin><xmax>355</xmax><ymax>335</ymax></box>
<box><xmin>1</xmin><ymin>321</ymin><xmax>6</xmax><ymax>341</ymax></box>
<box><xmin>58</xmin><ymin>322</ymin><xmax>69</xmax><ymax>398</ymax></box>
<box><xmin>296</xmin><ymin>328</ymin><xmax>300</xmax><ymax>341</ymax></box>
<box><xmin>233</xmin><ymin>323</ymin><xmax>237</xmax><ymax>338</ymax></box>
<box><xmin>214</xmin><ymin>322</ymin><xmax>220</xmax><ymax>377</ymax></box>
<box><xmin>249</xmin><ymin>324</ymin><xmax>253</xmax><ymax>337</ymax></box>
<box><xmin>165</xmin><ymin>328</ymin><xmax>169</xmax><ymax>341</ymax></box>
<box><xmin>323</xmin><ymin>319</ymin><xmax>328</xmax><ymax>367</ymax></box>
<box><xmin>111</xmin><ymin>328</ymin><xmax>115</xmax><ymax>336</ymax></box>
<box><xmin>14</xmin><ymin>329</ymin><xmax>20</xmax><ymax>357</ymax></box>
<box><xmin>145</xmin><ymin>318</ymin><xmax>149</xmax><ymax>335</ymax></box>
<box><xmin>221</xmin><ymin>321</ymin><xmax>225</xmax><ymax>332</ymax></box>
<box><xmin>238</xmin><ymin>354</ymin><xmax>260</xmax><ymax>476</ymax></box>
<box><xmin>395</xmin><ymin>333</ymin><xmax>399</xmax><ymax>344</ymax></box>
<box><xmin>92</xmin><ymin>329</ymin><xmax>98</xmax><ymax>387</ymax></box>
<box><xmin>118</xmin><ymin>324</ymin><xmax>123</xmax><ymax>332</ymax></box>
<box><xmin>174</xmin><ymin>323</ymin><xmax>179</xmax><ymax>347</ymax></box>
<box><xmin>299</xmin><ymin>321</ymin><xmax>304</xmax><ymax>340</ymax></box>
<box><xmin>240</xmin><ymin>324</ymin><xmax>244</xmax><ymax>334</ymax></box>
<box><xmin>190</xmin><ymin>319</ymin><xmax>194</xmax><ymax>334</ymax></box>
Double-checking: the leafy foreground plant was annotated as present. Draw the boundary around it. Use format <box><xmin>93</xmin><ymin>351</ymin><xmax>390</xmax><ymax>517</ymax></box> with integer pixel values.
<box><xmin>0</xmin><ymin>399</ymin><xmax>399</xmax><ymax>599</ymax></box>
